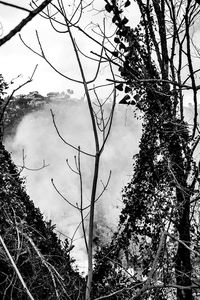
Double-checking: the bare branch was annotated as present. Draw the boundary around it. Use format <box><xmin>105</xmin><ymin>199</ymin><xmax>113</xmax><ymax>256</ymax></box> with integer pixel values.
<box><xmin>0</xmin><ymin>235</ymin><xmax>35</xmax><ymax>300</ymax></box>
<box><xmin>165</xmin><ymin>231</ymin><xmax>200</xmax><ymax>259</ymax></box>
<box><xmin>51</xmin><ymin>178</ymin><xmax>78</xmax><ymax>210</ymax></box>
<box><xmin>17</xmin><ymin>148</ymin><xmax>49</xmax><ymax>172</ymax></box>
<box><xmin>107</xmin><ymin>78</ymin><xmax>200</xmax><ymax>91</ymax></box>
<box><xmin>0</xmin><ymin>64</ymin><xmax>38</xmax><ymax>123</ymax></box>
<box><xmin>66</xmin><ymin>158</ymin><xmax>79</xmax><ymax>175</ymax></box>
<box><xmin>0</xmin><ymin>0</ymin><xmax>53</xmax><ymax>46</ymax></box>
<box><xmin>50</xmin><ymin>109</ymin><xmax>95</xmax><ymax>157</ymax></box>
<box><xmin>95</xmin><ymin>171</ymin><xmax>112</xmax><ymax>203</ymax></box>
<box><xmin>0</xmin><ymin>1</ymin><xmax>31</xmax><ymax>13</ymax></box>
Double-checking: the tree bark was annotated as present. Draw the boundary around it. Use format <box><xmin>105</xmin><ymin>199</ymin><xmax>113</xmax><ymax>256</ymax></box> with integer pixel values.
<box><xmin>175</xmin><ymin>191</ymin><xmax>193</xmax><ymax>300</ymax></box>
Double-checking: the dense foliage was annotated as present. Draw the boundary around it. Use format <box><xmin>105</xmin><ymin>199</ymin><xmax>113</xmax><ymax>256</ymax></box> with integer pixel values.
<box><xmin>93</xmin><ymin>1</ymin><xmax>200</xmax><ymax>299</ymax></box>
<box><xmin>0</xmin><ymin>144</ymin><xmax>86</xmax><ymax>299</ymax></box>
<box><xmin>3</xmin><ymin>93</ymin><xmax>46</xmax><ymax>137</ymax></box>
<box><xmin>0</xmin><ymin>76</ymin><xmax>85</xmax><ymax>299</ymax></box>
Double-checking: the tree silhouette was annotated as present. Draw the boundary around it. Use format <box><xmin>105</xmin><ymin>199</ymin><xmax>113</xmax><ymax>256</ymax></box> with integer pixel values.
<box><xmin>93</xmin><ymin>0</ymin><xmax>200</xmax><ymax>299</ymax></box>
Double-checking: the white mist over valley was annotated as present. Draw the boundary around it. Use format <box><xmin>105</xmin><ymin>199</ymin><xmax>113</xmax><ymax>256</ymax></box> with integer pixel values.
<box><xmin>5</xmin><ymin>97</ymin><xmax>142</xmax><ymax>272</ymax></box>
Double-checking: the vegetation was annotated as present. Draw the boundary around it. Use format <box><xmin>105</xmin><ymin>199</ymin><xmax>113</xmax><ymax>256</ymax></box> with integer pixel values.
<box><xmin>2</xmin><ymin>91</ymin><xmax>75</xmax><ymax>137</ymax></box>
<box><xmin>3</xmin><ymin>93</ymin><xmax>45</xmax><ymax>137</ymax></box>
<box><xmin>93</xmin><ymin>0</ymin><xmax>200</xmax><ymax>299</ymax></box>
<box><xmin>0</xmin><ymin>76</ymin><xmax>85</xmax><ymax>299</ymax></box>
<box><xmin>2</xmin><ymin>0</ymin><xmax>200</xmax><ymax>299</ymax></box>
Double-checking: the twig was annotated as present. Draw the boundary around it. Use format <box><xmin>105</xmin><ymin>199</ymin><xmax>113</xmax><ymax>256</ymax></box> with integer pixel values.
<box><xmin>51</xmin><ymin>178</ymin><xmax>78</xmax><ymax>210</ymax></box>
<box><xmin>0</xmin><ymin>65</ymin><xmax>38</xmax><ymax>122</ymax></box>
<box><xmin>66</xmin><ymin>157</ymin><xmax>79</xmax><ymax>174</ymax></box>
<box><xmin>100</xmin><ymin>61</ymin><xmax>116</xmax><ymax>153</ymax></box>
<box><xmin>95</xmin><ymin>171</ymin><xmax>112</xmax><ymax>202</ymax></box>
<box><xmin>0</xmin><ymin>1</ymin><xmax>31</xmax><ymax>12</ymax></box>
<box><xmin>165</xmin><ymin>231</ymin><xmax>200</xmax><ymax>258</ymax></box>
<box><xmin>20</xmin><ymin>31</ymin><xmax>84</xmax><ymax>84</ymax></box>
<box><xmin>24</xmin><ymin>234</ymin><xmax>67</xmax><ymax>299</ymax></box>
<box><xmin>19</xmin><ymin>149</ymin><xmax>49</xmax><ymax>172</ymax></box>
<box><xmin>0</xmin><ymin>235</ymin><xmax>35</xmax><ymax>300</ymax></box>
<box><xmin>130</xmin><ymin>232</ymin><xmax>166</xmax><ymax>300</ymax></box>
<box><xmin>106</xmin><ymin>78</ymin><xmax>200</xmax><ymax>91</ymax></box>
<box><xmin>50</xmin><ymin>109</ymin><xmax>95</xmax><ymax>157</ymax></box>
<box><xmin>0</xmin><ymin>0</ymin><xmax>53</xmax><ymax>46</ymax></box>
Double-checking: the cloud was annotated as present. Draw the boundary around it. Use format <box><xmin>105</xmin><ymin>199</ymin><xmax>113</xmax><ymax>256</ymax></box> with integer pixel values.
<box><xmin>5</xmin><ymin>100</ymin><xmax>141</xmax><ymax>272</ymax></box>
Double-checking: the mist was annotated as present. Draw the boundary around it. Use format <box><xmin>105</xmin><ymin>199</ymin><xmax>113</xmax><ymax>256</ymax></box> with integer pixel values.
<box><xmin>5</xmin><ymin>99</ymin><xmax>142</xmax><ymax>272</ymax></box>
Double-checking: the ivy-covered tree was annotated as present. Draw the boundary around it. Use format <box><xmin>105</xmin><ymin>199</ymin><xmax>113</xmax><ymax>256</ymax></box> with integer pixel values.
<box><xmin>93</xmin><ymin>1</ymin><xmax>200</xmax><ymax>299</ymax></box>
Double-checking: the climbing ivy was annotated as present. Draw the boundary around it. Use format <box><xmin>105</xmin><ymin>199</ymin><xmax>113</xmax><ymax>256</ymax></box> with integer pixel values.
<box><xmin>93</xmin><ymin>1</ymin><xmax>200</xmax><ymax>299</ymax></box>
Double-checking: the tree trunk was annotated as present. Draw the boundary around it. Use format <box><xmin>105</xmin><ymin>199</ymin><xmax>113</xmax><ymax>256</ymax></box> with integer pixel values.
<box><xmin>175</xmin><ymin>191</ymin><xmax>193</xmax><ymax>300</ymax></box>
<box><xmin>85</xmin><ymin>154</ymin><xmax>100</xmax><ymax>300</ymax></box>
<box><xmin>164</xmin><ymin>120</ymin><xmax>193</xmax><ymax>300</ymax></box>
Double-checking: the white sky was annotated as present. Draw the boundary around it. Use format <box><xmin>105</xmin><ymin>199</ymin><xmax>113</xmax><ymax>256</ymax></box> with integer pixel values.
<box><xmin>0</xmin><ymin>0</ymin><xmax>85</xmax><ymax>97</ymax></box>
<box><xmin>0</xmin><ymin>1</ymin><xmax>140</xmax><ymax>98</ymax></box>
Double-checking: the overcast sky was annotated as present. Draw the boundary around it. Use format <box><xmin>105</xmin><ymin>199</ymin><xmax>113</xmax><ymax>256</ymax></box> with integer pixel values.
<box><xmin>0</xmin><ymin>1</ymin><xmax>141</xmax><ymax>98</ymax></box>
<box><xmin>0</xmin><ymin>0</ymin><xmax>86</xmax><ymax>97</ymax></box>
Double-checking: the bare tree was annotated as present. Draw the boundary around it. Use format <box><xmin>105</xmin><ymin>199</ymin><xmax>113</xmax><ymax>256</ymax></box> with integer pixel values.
<box><xmin>0</xmin><ymin>0</ymin><xmax>54</xmax><ymax>46</ymax></box>
<box><xmin>19</xmin><ymin>1</ymin><xmax>118</xmax><ymax>299</ymax></box>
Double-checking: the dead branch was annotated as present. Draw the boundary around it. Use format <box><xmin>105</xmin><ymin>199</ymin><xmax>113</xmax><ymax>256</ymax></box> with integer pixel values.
<box><xmin>0</xmin><ymin>235</ymin><xmax>35</xmax><ymax>300</ymax></box>
<box><xmin>0</xmin><ymin>0</ymin><xmax>53</xmax><ymax>46</ymax></box>
<box><xmin>0</xmin><ymin>65</ymin><xmax>38</xmax><ymax>123</ymax></box>
<box><xmin>0</xmin><ymin>1</ymin><xmax>31</xmax><ymax>13</ymax></box>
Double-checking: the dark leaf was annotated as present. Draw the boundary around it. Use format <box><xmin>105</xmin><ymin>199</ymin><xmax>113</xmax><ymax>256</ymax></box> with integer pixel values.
<box><xmin>116</xmin><ymin>22</ymin><xmax>122</xmax><ymax>29</ymax></box>
<box><xmin>114</xmin><ymin>37</ymin><xmax>120</xmax><ymax>43</ymax></box>
<box><xmin>125</xmin><ymin>86</ymin><xmax>132</xmax><ymax>93</ymax></box>
<box><xmin>130</xmin><ymin>99</ymin><xmax>136</xmax><ymax>105</ymax></box>
<box><xmin>119</xmin><ymin>67</ymin><xmax>126</xmax><ymax>76</ymax></box>
<box><xmin>119</xmin><ymin>94</ymin><xmax>131</xmax><ymax>104</ymax></box>
<box><xmin>119</xmin><ymin>43</ymin><xmax>126</xmax><ymax>50</ymax></box>
<box><xmin>121</xmin><ymin>17</ymin><xmax>129</xmax><ymax>25</ymax></box>
<box><xmin>124</xmin><ymin>0</ymin><xmax>131</xmax><ymax>7</ymax></box>
<box><xmin>124</xmin><ymin>46</ymin><xmax>130</xmax><ymax>53</ymax></box>
<box><xmin>105</xmin><ymin>3</ymin><xmax>112</xmax><ymax>13</ymax></box>
<box><xmin>112</xmin><ymin>51</ymin><xmax>118</xmax><ymax>57</ymax></box>
<box><xmin>112</xmin><ymin>15</ymin><xmax>118</xmax><ymax>23</ymax></box>
<box><xmin>116</xmin><ymin>83</ymin><xmax>123</xmax><ymax>91</ymax></box>
<box><xmin>134</xmin><ymin>94</ymin><xmax>140</xmax><ymax>101</ymax></box>
<box><xmin>116</xmin><ymin>29</ymin><xmax>122</xmax><ymax>36</ymax></box>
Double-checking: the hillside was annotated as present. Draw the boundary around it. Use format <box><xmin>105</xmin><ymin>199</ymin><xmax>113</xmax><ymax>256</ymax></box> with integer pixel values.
<box><xmin>3</xmin><ymin>90</ymin><xmax>77</xmax><ymax>138</ymax></box>
<box><xmin>0</xmin><ymin>86</ymin><xmax>85</xmax><ymax>298</ymax></box>
<box><xmin>0</xmin><ymin>142</ymin><xmax>85</xmax><ymax>299</ymax></box>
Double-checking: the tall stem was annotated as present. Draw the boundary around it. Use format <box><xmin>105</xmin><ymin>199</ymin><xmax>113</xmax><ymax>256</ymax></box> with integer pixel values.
<box><xmin>66</xmin><ymin>21</ymin><xmax>100</xmax><ymax>300</ymax></box>
<box><xmin>85</xmin><ymin>153</ymin><xmax>100</xmax><ymax>300</ymax></box>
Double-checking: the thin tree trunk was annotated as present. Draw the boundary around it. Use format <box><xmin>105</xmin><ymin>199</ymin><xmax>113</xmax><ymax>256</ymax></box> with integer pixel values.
<box><xmin>175</xmin><ymin>191</ymin><xmax>193</xmax><ymax>300</ymax></box>
<box><xmin>163</xmin><ymin>115</ymin><xmax>193</xmax><ymax>300</ymax></box>
<box><xmin>85</xmin><ymin>153</ymin><xmax>100</xmax><ymax>300</ymax></box>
